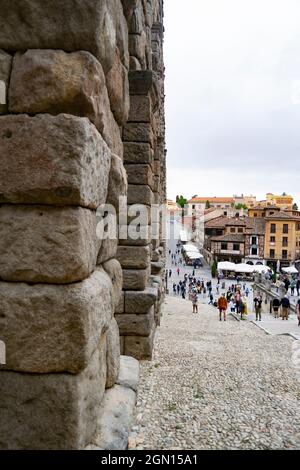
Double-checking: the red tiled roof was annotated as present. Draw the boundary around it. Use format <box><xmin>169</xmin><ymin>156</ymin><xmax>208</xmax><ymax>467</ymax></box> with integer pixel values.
<box><xmin>189</xmin><ymin>197</ymin><xmax>234</xmax><ymax>204</ymax></box>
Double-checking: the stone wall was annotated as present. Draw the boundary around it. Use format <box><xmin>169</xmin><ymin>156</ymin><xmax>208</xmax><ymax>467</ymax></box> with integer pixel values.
<box><xmin>0</xmin><ymin>0</ymin><xmax>165</xmax><ymax>450</ymax></box>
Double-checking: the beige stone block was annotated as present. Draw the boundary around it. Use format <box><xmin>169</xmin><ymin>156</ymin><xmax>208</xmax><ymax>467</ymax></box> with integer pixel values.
<box><xmin>123</xmin><ymin>267</ymin><xmax>150</xmax><ymax>291</ymax></box>
<box><xmin>0</xmin><ymin>114</ymin><xmax>111</xmax><ymax>208</ymax></box>
<box><xmin>106</xmin><ymin>318</ymin><xmax>120</xmax><ymax>389</ymax></box>
<box><xmin>128</xmin><ymin>184</ymin><xmax>153</xmax><ymax>206</ymax></box>
<box><xmin>116</xmin><ymin>307</ymin><xmax>154</xmax><ymax>336</ymax></box>
<box><xmin>0</xmin><ymin>342</ymin><xmax>107</xmax><ymax>450</ymax></box>
<box><xmin>117</xmin><ymin>245</ymin><xmax>150</xmax><ymax>269</ymax></box>
<box><xmin>125</xmin><ymin>287</ymin><xmax>158</xmax><ymax>313</ymax></box>
<box><xmin>0</xmin><ymin>205</ymin><xmax>100</xmax><ymax>284</ymax></box>
<box><xmin>106</xmin><ymin>154</ymin><xmax>128</xmax><ymax>212</ymax></box>
<box><xmin>103</xmin><ymin>259</ymin><xmax>123</xmax><ymax>309</ymax></box>
<box><xmin>124</xmin><ymin>163</ymin><xmax>153</xmax><ymax>187</ymax></box>
<box><xmin>106</xmin><ymin>48</ymin><xmax>130</xmax><ymax>125</ymax></box>
<box><xmin>0</xmin><ymin>269</ymin><xmax>113</xmax><ymax>374</ymax></box>
<box><xmin>124</xmin><ymin>328</ymin><xmax>155</xmax><ymax>360</ymax></box>
<box><xmin>123</xmin><ymin>123</ymin><xmax>154</xmax><ymax>146</ymax></box>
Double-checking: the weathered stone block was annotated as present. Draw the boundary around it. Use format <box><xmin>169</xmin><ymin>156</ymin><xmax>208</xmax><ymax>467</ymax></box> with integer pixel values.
<box><xmin>119</xmin><ymin>225</ymin><xmax>151</xmax><ymax>246</ymax></box>
<box><xmin>123</xmin><ymin>267</ymin><xmax>149</xmax><ymax>291</ymax></box>
<box><xmin>0</xmin><ymin>114</ymin><xmax>111</xmax><ymax>208</ymax></box>
<box><xmin>129</xmin><ymin>32</ymin><xmax>146</xmax><ymax>66</ymax></box>
<box><xmin>0</xmin><ymin>0</ymin><xmax>119</xmax><ymax>73</ymax></box>
<box><xmin>106</xmin><ymin>318</ymin><xmax>120</xmax><ymax>389</ymax></box>
<box><xmin>125</xmin><ymin>287</ymin><xmax>158</xmax><ymax>313</ymax></box>
<box><xmin>0</xmin><ymin>50</ymin><xmax>12</xmax><ymax>114</ymax></box>
<box><xmin>124</xmin><ymin>142</ymin><xmax>154</xmax><ymax>164</ymax></box>
<box><xmin>106</xmin><ymin>154</ymin><xmax>128</xmax><ymax>212</ymax></box>
<box><xmin>129</xmin><ymin>56</ymin><xmax>142</xmax><ymax>70</ymax></box>
<box><xmin>128</xmin><ymin>95</ymin><xmax>151</xmax><ymax>122</ymax></box>
<box><xmin>121</xmin><ymin>0</ymin><xmax>138</xmax><ymax>22</ymax></box>
<box><xmin>117</xmin><ymin>245</ymin><xmax>150</xmax><ymax>269</ymax></box>
<box><xmin>116</xmin><ymin>307</ymin><xmax>154</xmax><ymax>336</ymax></box>
<box><xmin>124</xmin><ymin>163</ymin><xmax>153</xmax><ymax>186</ymax></box>
<box><xmin>129</xmin><ymin>70</ymin><xmax>153</xmax><ymax>95</ymax></box>
<box><xmin>103</xmin><ymin>259</ymin><xmax>123</xmax><ymax>309</ymax></box>
<box><xmin>0</xmin><ymin>205</ymin><xmax>100</xmax><ymax>284</ymax></box>
<box><xmin>106</xmin><ymin>49</ymin><xmax>130</xmax><ymax>125</ymax></box>
<box><xmin>8</xmin><ymin>50</ymin><xmax>123</xmax><ymax>157</ymax></box>
<box><xmin>97</xmin><ymin>214</ymin><xmax>119</xmax><ymax>264</ymax></box>
<box><xmin>123</xmin><ymin>122</ymin><xmax>154</xmax><ymax>146</ymax></box>
<box><xmin>0</xmin><ymin>342</ymin><xmax>107</xmax><ymax>450</ymax></box>
<box><xmin>91</xmin><ymin>384</ymin><xmax>136</xmax><ymax>450</ymax></box>
<box><xmin>128</xmin><ymin>184</ymin><xmax>153</xmax><ymax>205</ymax></box>
<box><xmin>0</xmin><ymin>269</ymin><xmax>113</xmax><ymax>374</ymax></box>
<box><xmin>116</xmin><ymin>355</ymin><xmax>139</xmax><ymax>392</ymax></box>
<box><xmin>116</xmin><ymin>291</ymin><xmax>125</xmax><ymax>314</ymax></box>
<box><xmin>151</xmin><ymin>261</ymin><xmax>164</xmax><ymax>276</ymax></box>
<box><xmin>124</xmin><ymin>328</ymin><xmax>155</xmax><ymax>360</ymax></box>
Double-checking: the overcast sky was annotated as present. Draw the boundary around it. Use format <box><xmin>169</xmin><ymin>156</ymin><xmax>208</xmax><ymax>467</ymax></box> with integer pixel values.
<box><xmin>164</xmin><ymin>0</ymin><xmax>300</xmax><ymax>204</ymax></box>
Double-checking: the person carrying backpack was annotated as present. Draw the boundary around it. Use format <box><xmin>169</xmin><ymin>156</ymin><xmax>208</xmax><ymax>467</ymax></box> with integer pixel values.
<box><xmin>281</xmin><ymin>295</ymin><xmax>290</xmax><ymax>320</ymax></box>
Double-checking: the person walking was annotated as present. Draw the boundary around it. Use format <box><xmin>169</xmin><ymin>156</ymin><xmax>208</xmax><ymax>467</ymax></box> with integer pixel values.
<box><xmin>281</xmin><ymin>295</ymin><xmax>290</xmax><ymax>320</ymax></box>
<box><xmin>218</xmin><ymin>294</ymin><xmax>228</xmax><ymax>321</ymax></box>
<box><xmin>169</xmin><ymin>269</ymin><xmax>172</xmax><ymax>278</ymax></box>
<box><xmin>173</xmin><ymin>283</ymin><xmax>177</xmax><ymax>295</ymax></box>
<box><xmin>296</xmin><ymin>279</ymin><xmax>300</xmax><ymax>297</ymax></box>
<box><xmin>296</xmin><ymin>299</ymin><xmax>300</xmax><ymax>326</ymax></box>
<box><xmin>290</xmin><ymin>279</ymin><xmax>296</xmax><ymax>296</ymax></box>
<box><xmin>208</xmin><ymin>293</ymin><xmax>214</xmax><ymax>305</ymax></box>
<box><xmin>191</xmin><ymin>289</ymin><xmax>198</xmax><ymax>314</ymax></box>
<box><xmin>253</xmin><ymin>295</ymin><xmax>263</xmax><ymax>321</ymax></box>
<box><xmin>272</xmin><ymin>298</ymin><xmax>281</xmax><ymax>319</ymax></box>
<box><xmin>177</xmin><ymin>267</ymin><xmax>180</xmax><ymax>276</ymax></box>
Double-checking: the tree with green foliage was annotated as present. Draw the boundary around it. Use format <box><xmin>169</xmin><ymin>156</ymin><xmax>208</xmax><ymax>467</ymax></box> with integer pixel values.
<box><xmin>293</xmin><ymin>203</ymin><xmax>298</xmax><ymax>211</ymax></box>
<box><xmin>176</xmin><ymin>195</ymin><xmax>188</xmax><ymax>208</ymax></box>
<box><xmin>235</xmin><ymin>203</ymin><xmax>248</xmax><ymax>210</ymax></box>
<box><xmin>211</xmin><ymin>260</ymin><xmax>218</xmax><ymax>278</ymax></box>
<box><xmin>205</xmin><ymin>200</ymin><xmax>211</xmax><ymax>209</ymax></box>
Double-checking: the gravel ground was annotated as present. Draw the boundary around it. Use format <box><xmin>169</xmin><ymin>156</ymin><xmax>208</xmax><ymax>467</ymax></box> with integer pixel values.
<box><xmin>129</xmin><ymin>295</ymin><xmax>300</xmax><ymax>450</ymax></box>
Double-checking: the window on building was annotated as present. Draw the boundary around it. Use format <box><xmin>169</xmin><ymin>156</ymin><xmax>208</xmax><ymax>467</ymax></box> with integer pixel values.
<box><xmin>251</xmin><ymin>236</ymin><xmax>257</xmax><ymax>245</ymax></box>
<box><xmin>233</xmin><ymin>243</ymin><xmax>240</xmax><ymax>251</ymax></box>
<box><xmin>283</xmin><ymin>224</ymin><xmax>289</xmax><ymax>234</ymax></box>
<box><xmin>251</xmin><ymin>247</ymin><xmax>258</xmax><ymax>256</ymax></box>
<box><xmin>282</xmin><ymin>250</ymin><xmax>288</xmax><ymax>259</ymax></box>
<box><xmin>270</xmin><ymin>236</ymin><xmax>275</xmax><ymax>243</ymax></box>
<box><xmin>270</xmin><ymin>224</ymin><xmax>276</xmax><ymax>234</ymax></box>
<box><xmin>282</xmin><ymin>237</ymin><xmax>288</xmax><ymax>247</ymax></box>
<box><xmin>238</xmin><ymin>228</ymin><xmax>243</xmax><ymax>233</ymax></box>
<box><xmin>221</xmin><ymin>243</ymin><xmax>228</xmax><ymax>250</ymax></box>
<box><xmin>230</xmin><ymin>227</ymin><xmax>235</xmax><ymax>233</ymax></box>
<box><xmin>192</xmin><ymin>205</ymin><xmax>195</xmax><ymax>210</ymax></box>
<box><xmin>270</xmin><ymin>249</ymin><xmax>275</xmax><ymax>258</ymax></box>
<box><xmin>254</xmin><ymin>213</ymin><xmax>258</xmax><ymax>217</ymax></box>
<box><xmin>224</xmin><ymin>211</ymin><xmax>227</xmax><ymax>216</ymax></box>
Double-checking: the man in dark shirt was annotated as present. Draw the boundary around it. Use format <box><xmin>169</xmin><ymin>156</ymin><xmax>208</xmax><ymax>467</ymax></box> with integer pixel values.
<box><xmin>272</xmin><ymin>298</ymin><xmax>281</xmax><ymax>319</ymax></box>
<box><xmin>253</xmin><ymin>295</ymin><xmax>263</xmax><ymax>321</ymax></box>
<box><xmin>281</xmin><ymin>296</ymin><xmax>290</xmax><ymax>320</ymax></box>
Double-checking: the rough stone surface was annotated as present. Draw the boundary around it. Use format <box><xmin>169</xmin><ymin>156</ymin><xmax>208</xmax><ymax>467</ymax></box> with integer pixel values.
<box><xmin>106</xmin><ymin>49</ymin><xmax>130</xmax><ymax>125</ymax></box>
<box><xmin>119</xmin><ymin>225</ymin><xmax>152</xmax><ymax>246</ymax></box>
<box><xmin>0</xmin><ymin>342</ymin><xmax>107</xmax><ymax>450</ymax></box>
<box><xmin>0</xmin><ymin>0</ymin><xmax>121</xmax><ymax>73</ymax></box>
<box><xmin>124</xmin><ymin>142</ymin><xmax>154</xmax><ymax>164</ymax></box>
<box><xmin>128</xmin><ymin>184</ymin><xmax>153</xmax><ymax>205</ymax></box>
<box><xmin>106</xmin><ymin>318</ymin><xmax>121</xmax><ymax>389</ymax></box>
<box><xmin>125</xmin><ymin>287</ymin><xmax>158</xmax><ymax>313</ymax></box>
<box><xmin>125</xmin><ymin>163</ymin><xmax>153</xmax><ymax>186</ymax></box>
<box><xmin>0</xmin><ymin>114</ymin><xmax>111</xmax><ymax>208</ymax></box>
<box><xmin>123</xmin><ymin>122</ymin><xmax>154</xmax><ymax>147</ymax></box>
<box><xmin>128</xmin><ymin>94</ymin><xmax>151</xmax><ymax>122</ymax></box>
<box><xmin>103</xmin><ymin>259</ymin><xmax>123</xmax><ymax>309</ymax></box>
<box><xmin>124</xmin><ymin>327</ymin><xmax>155</xmax><ymax>359</ymax></box>
<box><xmin>123</xmin><ymin>268</ymin><xmax>150</xmax><ymax>291</ymax></box>
<box><xmin>0</xmin><ymin>205</ymin><xmax>100</xmax><ymax>284</ymax></box>
<box><xmin>116</xmin><ymin>307</ymin><xmax>154</xmax><ymax>336</ymax></box>
<box><xmin>97</xmin><ymin>213</ymin><xmax>119</xmax><ymax>264</ymax></box>
<box><xmin>0</xmin><ymin>49</ymin><xmax>12</xmax><ymax>114</ymax></box>
<box><xmin>107</xmin><ymin>154</ymin><xmax>128</xmax><ymax>211</ymax></box>
<box><xmin>90</xmin><ymin>384</ymin><xmax>136</xmax><ymax>450</ymax></box>
<box><xmin>0</xmin><ymin>269</ymin><xmax>113</xmax><ymax>374</ymax></box>
<box><xmin>117</xmin><ymin>245</ymin><xmax>150</xmax><ymax>269</ymax></box>
<box><xmin>116</xmin><ymin>292</ymin><xmax>125</xmax><ymax>314</ymax></box>
<box><xmin>117</xmin><ymin>355</ymin><xmax>140</xmax><ymax>392</ymax></box>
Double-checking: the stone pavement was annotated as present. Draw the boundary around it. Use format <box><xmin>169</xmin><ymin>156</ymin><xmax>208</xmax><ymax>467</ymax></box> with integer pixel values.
<box><xmin>129</xmin><ymin>295</ymin><xmax>300</xmax><ymax>450</ymax></box>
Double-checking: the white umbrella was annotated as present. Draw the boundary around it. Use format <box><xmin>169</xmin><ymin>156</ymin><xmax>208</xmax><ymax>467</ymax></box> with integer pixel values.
<box><xmin>218</xmin><ymin>261</ymin><xmax>236</xmax><ymax>271</ymax></box>
<box><xmin>234</xmin><ymin>263</ymin><xmax>255</xmax><ymax>273</ymax></box>
<box><xmin>183</xmin><ymin>244</ymin><xmax>199</xmax><ymax>253</ymax></box>
<box><xmin>282</xmin><ymin>266</ymin><xmax>298</xmax><ymax>274</ymax></box>
<box><xmin>186</xmin><ymin>252</ymin><xmax>201</xmax><ymax>259</ymax></box>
